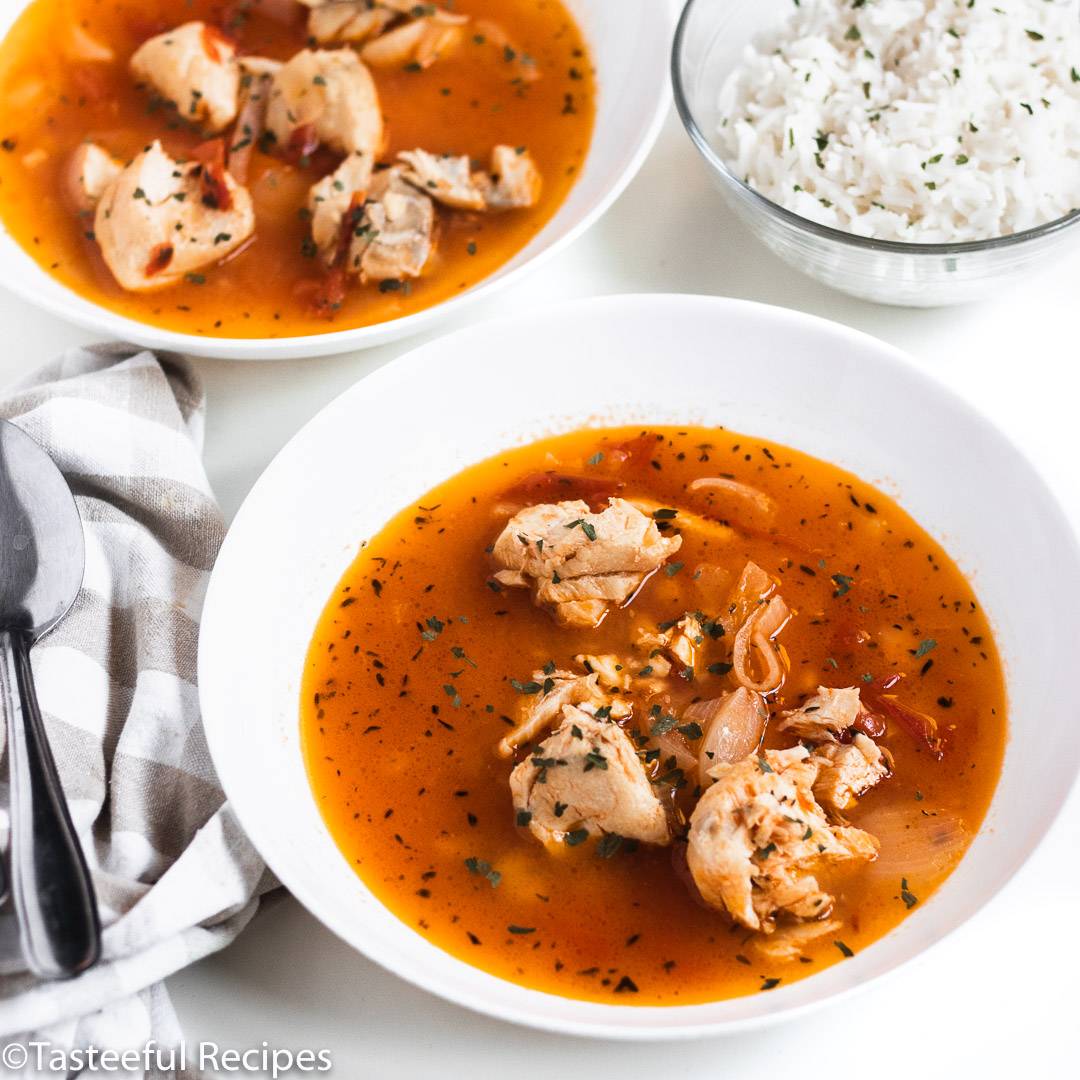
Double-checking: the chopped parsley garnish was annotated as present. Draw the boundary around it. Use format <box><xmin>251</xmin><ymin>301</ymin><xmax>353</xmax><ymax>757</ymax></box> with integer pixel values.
<box><xmin>464</xmin><ymin>857</ymin><xmax>500</xmax><ymax>888</ymax></box>
<box><xmin>677</xmin><ymin>722</ymin><xmax>703</xmax><ymax>740</ymax></box>
<box><xmin>914</xmin><ymin>638</ymin><xmax>937</xmax><ymax>658</ymax></box>
<box><xmin>583</xmin><ymin>750</ymin><xmax>608</xmax><ymax>772</ymax></box>
<box><xmin>900</xmin><ymin>877</ymin><xmax>919</xmax><ymax>909</ymax></box>
<box><xmin>507</xmin><ymin>925</ymin><xmax>535</xmax><ymax>934</ymax></box>
<box><xmin>565</xmin><ymin>519</ymin><xmax>598</xmax><ymax>541</ymax></box>
<box><xmin>587</xmin><ymin>451</ymin><xmax>604</xmax><ymax>466</ymax></box>
<box><xmin>564</xmin><ymin>828</ymin><xmax>589</xmax><ymax>847</ymax></box>
<box><xmin>510</xmin><ymin>679</ymin><xmax>542</xmax><ymax>694</ymax></box>
<box><xmin>831</xmin><ymin>573</ymin><xmax>854</xmax><ymax>597</ymax></box>
<box><xmin>596</xmin><ymin>833</ymin><xmax>624</xmax><ymax>858</ymax></box>
<box><xmin>834</xmin><ymin>940</ymin><xmax>854</xmax><ymax>958</ymax></box>
<box><xmin>649</xmin><ymin>714</ymin><xmax>678</xmax><ymax>736</ymax></box>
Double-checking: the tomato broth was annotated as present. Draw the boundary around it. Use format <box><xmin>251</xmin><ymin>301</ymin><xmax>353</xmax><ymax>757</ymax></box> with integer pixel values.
<box><xmin>300</xmin><ymin>426</ymin><xmax>1007</xmax><ymax>1005</ymax></box>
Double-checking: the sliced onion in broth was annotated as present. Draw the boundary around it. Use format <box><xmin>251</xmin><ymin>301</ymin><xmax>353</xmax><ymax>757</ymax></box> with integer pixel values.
<box><xmin>686</xmin><ymin>687</ymin><xmax>766</xmax><ymax>781</ymax></box>
<box><xmin>688</xmin><ymin>476</ymin><xmax>777</xmax><ymax>518</ymax></box>
<box><xmin>860</xmin><ymin>805</ymin><xmax>970</xmax><ymax>882</ymax></box>
<box><xmin>732</xmin><ymin>595</ymin><xmax>790</xmax><ymax>693</ymax></box>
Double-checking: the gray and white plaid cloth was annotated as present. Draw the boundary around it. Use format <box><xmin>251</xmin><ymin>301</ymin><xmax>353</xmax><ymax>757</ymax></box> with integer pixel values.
<box><xmin>0</xmin><ymin>344</ymin><xmax>273</xmax><ymax>1076</ymax></box>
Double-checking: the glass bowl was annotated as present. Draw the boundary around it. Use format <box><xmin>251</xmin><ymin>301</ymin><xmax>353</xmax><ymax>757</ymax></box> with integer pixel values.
<box><xmin>672</xmin><ymin>0</ymin><xmax>1080</xmax><ymax>307</ymax></box>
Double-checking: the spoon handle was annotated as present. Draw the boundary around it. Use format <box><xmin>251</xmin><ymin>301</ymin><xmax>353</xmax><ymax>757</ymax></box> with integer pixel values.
<box><xmin>0</xmin><ymin>629</ymin><xmax>100</xmax><ymax>978</ymax></box>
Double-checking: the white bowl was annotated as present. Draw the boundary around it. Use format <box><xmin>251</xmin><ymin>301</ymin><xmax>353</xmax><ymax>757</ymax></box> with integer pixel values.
<box><xmin>199</xmin><ymin>294</ymin><xmax>1080</xmax><ymax>1036</ymax></box>
<box><xmin>0</xmin><ymin>1</ymin><xmax>671</xmax><ymax>360</ymax></box>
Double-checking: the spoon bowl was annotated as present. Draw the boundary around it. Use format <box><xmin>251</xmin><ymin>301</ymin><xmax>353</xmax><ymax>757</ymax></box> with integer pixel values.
<box><xmin>0</xmin><ymin>419</ymin><xmax>99</xmax><ymax>979</ymax></box>
<box><xmin>0</xmin><ymin>423</ymin><xmax>85</xmax><ymax>633</ymax></box>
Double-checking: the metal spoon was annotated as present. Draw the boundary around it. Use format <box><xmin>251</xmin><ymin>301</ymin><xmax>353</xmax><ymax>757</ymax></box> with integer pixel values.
<box><xmin>0</xmin><ymin>419</ymin><xmax>99</xmax><ymax>979</ymax></box>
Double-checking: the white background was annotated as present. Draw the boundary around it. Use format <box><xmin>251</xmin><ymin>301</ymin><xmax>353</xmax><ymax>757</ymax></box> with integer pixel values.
<box><xmin>2</xmin><ymin>91</ymin><xmax>1078</xmax><ymax>1080</ymax></box>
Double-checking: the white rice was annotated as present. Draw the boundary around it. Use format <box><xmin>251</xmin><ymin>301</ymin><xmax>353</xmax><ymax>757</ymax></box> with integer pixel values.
<box><xmin>717</xmin><ymin>0</ymin><xmax>1080</xmax><ymax>242</ymax></box>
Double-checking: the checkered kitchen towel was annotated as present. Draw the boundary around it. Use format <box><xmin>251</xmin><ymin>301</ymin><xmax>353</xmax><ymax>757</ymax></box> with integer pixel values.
<box><xmin>0</xmin><ymin>344</ymin><xmax>273</xmax><ymax>1075</ymax></box>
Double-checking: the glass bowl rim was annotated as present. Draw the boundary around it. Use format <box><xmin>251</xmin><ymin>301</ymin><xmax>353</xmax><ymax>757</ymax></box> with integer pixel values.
<box><xmin>670</xmin><ymin>0</ymin><xmax>1080</xmax><ymax>257</ymax></box>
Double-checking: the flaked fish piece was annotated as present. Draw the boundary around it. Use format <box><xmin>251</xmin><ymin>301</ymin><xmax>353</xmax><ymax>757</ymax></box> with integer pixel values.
<box><xmin>304</xmin><ymin>0</ymin><xmax>399</xmax><ymax>44</ymax></box>
<box><xmin>574</xmin><ymin>651</ymin><xmax>672</xmax><ymax>693</ymax></box>
<box><xmin>359</xmin><ymin>10</ymin><xmax>468</xmax><ymax>68</ymax></box>
<box><xmin>398</xmin><ymin>149</ymin><xmax>485</xmax><ymax>211</ymax></box>
<box><xmin>510</xmin><ymin>705</ymin><xmax>670</xmax><ymax>847</ymax></box>
<box><xmin>479</xmin><ymin>144</ymin><xmax>543</xmax><ymax>209</ymax></box>
<box><xmin>397</xmin><ymin>146</ymin><xmax>542</xmax><ymax>211</ymax></box>
<box><xmin>687</xmin><ymin>746</ymin><xmax>878</xmax><ymax>930</ymax></box>
<box><xmin>62</xmin><ymin>143</ymin><xmax>122</xmax><ymax>216</ymax></box>
<box><xmin>638</xmin><ymin>613</ymin><xmax>717</xmax><ymax>678</ymax></box>
<box><xmin>266</xmin><ymin>48</ymin><xmax>383</xmax><ymax>157</ymax></box>
<box><xmin>491</xmin><ymin>498</ymin><xmax>682</xmax><ymax>628</ymax></box>
<box><xmin>668</xmin><ymin>615</ymin><xmax>704</xmax><ymax>672</ymax></box>
<box><xmin>307</xmin><ymin>152</ymin><xmax>374</xmax><ymax>266</ymax></box>
<box><xmin>238</xmin><ymin>56</ymin><xmax>283</xmax><ymax>79</ymax></box>
<box><xmin>811</xmin><ymin>733</ymin><xmax>891</xmax><ymax>821</ymax></box>
<box><xmin>752</xmin><ymin>918</ymin><xmax>843</xmax><ymax>962</ymax></box>
<box><xmin>129</xmin><ymin>21</ymin><xmax>239</xmax><ymax>133</ymax></box>
<box><xmin>574</xmin><ymin>654</ymin><xmax>630</xmax><ymax>692</ymax></box>
<box><xmin>347</xmin><ymin>166</ymin><xmax>435</xmax><ymax>282</ymax></box>
<box><xmin>777</xmin><ymin>686</ymin><xmax>863</xmax><ymax>742</ymax></box>
<box><xmin>498</xmin><ymin>669</ymin><xmax>630</xmax><ymax>758</ymax></box>
<box><xmin>94</xmin><ymin>141</ymin><xmax>254</xmax><ymax>291</ymax></box>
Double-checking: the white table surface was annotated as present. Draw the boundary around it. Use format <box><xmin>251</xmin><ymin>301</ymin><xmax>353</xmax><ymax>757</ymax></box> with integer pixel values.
<box><xmin>2</xmin><ymin>102</ymin><xmax>1077</xmax><ymax>1077</ymax></box>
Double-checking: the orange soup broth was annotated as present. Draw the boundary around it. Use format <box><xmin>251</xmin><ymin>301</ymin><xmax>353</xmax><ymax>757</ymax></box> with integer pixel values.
<box><xmin>0</xmin><ymin>0</ymin><xmax>594</xmax><ymax>337</ymax></box>
<box><xmin>300</xmin><ymin>426</ymin><xmax>1007</xmax><ymax>1004</ymax></box>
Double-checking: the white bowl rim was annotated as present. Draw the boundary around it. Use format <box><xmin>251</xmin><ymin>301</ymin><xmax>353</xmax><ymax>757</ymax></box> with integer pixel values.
<box><xmin>0</xmin><ymin>1</ymin><xmax>673</xmax><ymax>360</ymax></box>
<box><xmin>199</xmin><ymin>292</ymin><xmax>1080</xmax><ymax>1037</ymax></box>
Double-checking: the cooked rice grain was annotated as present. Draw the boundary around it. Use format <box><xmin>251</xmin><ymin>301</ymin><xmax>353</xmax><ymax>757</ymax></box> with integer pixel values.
<box><xmin>718</xmin><ymin>0</ymin><xmax>1080</xmax><ymax>242</ymax></box>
